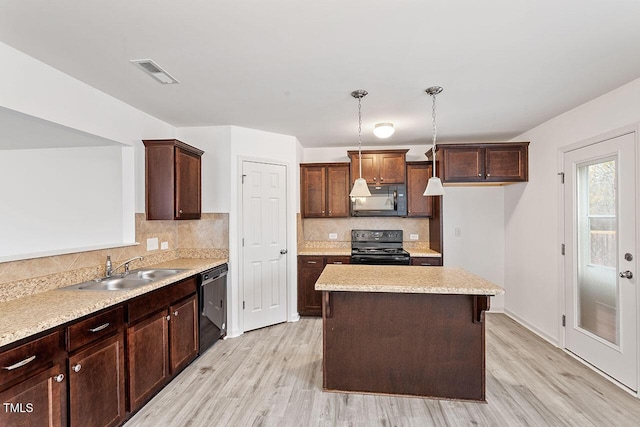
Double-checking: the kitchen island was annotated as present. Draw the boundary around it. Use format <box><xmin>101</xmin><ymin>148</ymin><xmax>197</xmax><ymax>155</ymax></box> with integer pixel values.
<box><xmin>315</xmin><ymin>264</ymin><xmax>504</xmax><ymax>401</ymax></box>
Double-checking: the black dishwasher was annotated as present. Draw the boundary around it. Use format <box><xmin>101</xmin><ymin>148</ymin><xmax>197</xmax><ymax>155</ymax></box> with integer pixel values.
<box><xmin>198</xmin><ymin>263</ymin><xmax>227</xmax><ymax>354</ymax></box>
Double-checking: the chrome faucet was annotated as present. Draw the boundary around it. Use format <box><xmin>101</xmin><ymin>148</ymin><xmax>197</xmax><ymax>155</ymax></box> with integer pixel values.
<box><xmin>106</xmin><ymin>256</ymin><xmax>144</xmax><ymax>277</ymax></box>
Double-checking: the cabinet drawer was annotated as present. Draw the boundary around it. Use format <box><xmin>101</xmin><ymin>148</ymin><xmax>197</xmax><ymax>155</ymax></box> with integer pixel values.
<box><xmin>326</xmin><ymin>256</ymin><xmax>350</xmax><ymax>265</ymax></box>
<box><xmin>410</xmin><ymin>257</ymin><xmax>443</xmax><ymax>266</ymax></box>
<box><xmin>67</xmin><ymin>306</ymin><xmax>124</xmax><ymax>352</ymax></box>
<box><xmin>128</xmin><ymin>277</ymin><xmax>197</xmax><ymax>323</ymax></box>
<box><xmin>0</xmin><ymin>331</ymin><xmax>63</xmax><ymax>386</ymax></box>
<box><xmin>300</xmin><ymin>256</ymin><xmax>324</xmax><ymax>267</ymax></box>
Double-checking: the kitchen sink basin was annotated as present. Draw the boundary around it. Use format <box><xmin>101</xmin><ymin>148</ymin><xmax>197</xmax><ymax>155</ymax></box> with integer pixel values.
<box><xmin>127</xmin><ymin>268</ymin><xmax>186</xmax><ymax>280</ymax></box>
<box><xmin>77</xmin><ymin>277</ymin><xmax>153</xmax><ymax>291</ymax></box>
<box><xmin>62</xmin><ymin>269</ymin><xmax>186</xmax><ymax>291</ymax></box>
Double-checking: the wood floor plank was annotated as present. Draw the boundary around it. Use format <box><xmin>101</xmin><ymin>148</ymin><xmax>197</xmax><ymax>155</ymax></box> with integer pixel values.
<box><xmin>125</xmin><ymin>314</ymin><xmax>640</xmax><ymax>427</ymax></box>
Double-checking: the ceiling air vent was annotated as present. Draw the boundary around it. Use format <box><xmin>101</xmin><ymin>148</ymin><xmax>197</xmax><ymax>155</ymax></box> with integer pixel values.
<box><xmin>130</xmin><ymin>59</ymin><xmax>179</xmax><ymax>84</ymax></box>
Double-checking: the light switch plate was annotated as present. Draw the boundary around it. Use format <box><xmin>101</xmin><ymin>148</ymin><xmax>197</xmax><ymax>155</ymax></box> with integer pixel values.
<box><xmin>161</xmin><ymin>241</ymin><xmax>169</xmax><ymax>250</ymax></box>
<box><xmin>329</xmin><ymin>233</ymin><xmax>338</xmax><ymax>240</ymax></box>
<box><xmin>410</xmin><ymin>234</ymin><xmax>419</xmax><ymax>240</ymax></box>
<box><xmin>147</xmin><ymin>237</ymin><xmax>159</xmax><ymax>251</ymax></box>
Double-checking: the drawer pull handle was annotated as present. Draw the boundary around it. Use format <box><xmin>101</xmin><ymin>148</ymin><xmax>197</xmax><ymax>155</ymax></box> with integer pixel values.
<box><xmin>333</xmin><ymin>262</ymin><xmax>343</xmax><ymax>264</ymax></box>
<box><xmin>89</xmin><ymin>322</ymin><xmax>110</xmax><ymax>333</ymax></box>
<box><xmin>54</xmin><ymin>373</ymin><xmax>65</xmax><ymax>383</ymax></box>
<box><xmin>307</xmin><ymin>261</ymin><xmax>317</xmax><ymax>264</ymax></box>
<box><xmin>3</xmin><ymin>355</ymin><xmax>36</xmax><ymax>371</ymax></box>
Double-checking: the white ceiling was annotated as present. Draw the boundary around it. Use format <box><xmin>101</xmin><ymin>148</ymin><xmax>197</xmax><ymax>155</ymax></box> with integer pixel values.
<box><xmin>2</xmin><ymin>0</ymin><xmax>640</xmax><ymax>148</ymax></box>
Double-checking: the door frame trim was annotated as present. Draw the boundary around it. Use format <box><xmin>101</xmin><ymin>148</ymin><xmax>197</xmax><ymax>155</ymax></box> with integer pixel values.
<box><xmin>237</xmin><ymin>156</ymin><xmax>293</xmax><ymax>335</ymax></box>
<box><xmin>557</xmin><ymin>123</ymin><xmax>640</xmax><ymax>396</ymax></box>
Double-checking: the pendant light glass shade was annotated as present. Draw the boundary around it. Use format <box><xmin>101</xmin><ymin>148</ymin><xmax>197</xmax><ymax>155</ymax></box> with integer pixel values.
<box><xmin>423</xmin><ymin>86</ymin><xmax>445</xmax><ymax>196</ymax></box>
<box><xmin>349</xmin><ymin>90</ymin><xmax>371</xmax><ymax>198</ymax></box>
<box><xmin>351</xmin><ymin>177</ymin><xmax>370</xmax><ymax>197</ymax></box>
<box><xmin>424</xmin><ymin>176</ymin><xmax>445</xmax><ymax>196</ymax></box>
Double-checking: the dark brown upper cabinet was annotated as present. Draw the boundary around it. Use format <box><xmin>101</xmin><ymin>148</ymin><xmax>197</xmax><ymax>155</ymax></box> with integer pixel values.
<box><xmin>347</xmin><ymin>149</ymin><xmax>408</xmax><ymax>185</ymax></box>
<box><xmin>433</xmin><ymin>142</ymin><xmax>529</xmax><ymax>183</ymax></box>
<box><xmin>143</xmin><ymin>139</ymin><xmax>204</xmax><ymax>220</ymax></box>
<box><xmin>300</xmin><ymin>163</ymin><xmax>350</xmax><ymax>218</ymax></box>
<box><xmin>406</xmin><ymin>161</ymin><xmax>434</xmax><ymax>217</ymax></box>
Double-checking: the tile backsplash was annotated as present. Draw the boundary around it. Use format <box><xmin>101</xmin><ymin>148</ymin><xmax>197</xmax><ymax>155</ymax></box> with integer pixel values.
<box><xmin>302</xmin><ymin>217</ymin><xmax>429</xmax><ymax>243</ymax></box>
<box><xmin>0</xmin><ymin>213</ymin><xmax>229</xmax><ymax>302</ymax></box>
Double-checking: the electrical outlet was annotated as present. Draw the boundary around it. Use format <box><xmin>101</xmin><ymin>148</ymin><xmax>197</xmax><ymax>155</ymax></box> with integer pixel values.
<box><xmin>161</xmin><ymin>241</ymin><xmax>169</xmax><ymax>250</ymax></box>
<box><xmin>454</xmin><ymin>227</ymin><xmax>462</xmax><ymax>237</ymax></box>
<box><xmin>147</xmin><ymin>237</ymin><xmax>159</xmax><ymax>251</ymax></box>
<box><xmin>329</xmin><ymin>233</ymin><xmax>338</xmax><ymax>240</ymax></box>
<box><xmin>409</xmin><ymin>234</ymin><xmax>419</xmax><ymax>240</ymax></box>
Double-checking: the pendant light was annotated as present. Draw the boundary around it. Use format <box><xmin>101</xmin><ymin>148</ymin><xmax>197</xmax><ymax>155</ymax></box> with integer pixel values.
<box><xmin>350</xmin><ymin>90</ymin><xmax>371</xmax><ymax>197</ymax></box>
<box><xmin>424</xmin><ymin>86</ymin><xmax>446</xmax><ymax>196</ymax></box>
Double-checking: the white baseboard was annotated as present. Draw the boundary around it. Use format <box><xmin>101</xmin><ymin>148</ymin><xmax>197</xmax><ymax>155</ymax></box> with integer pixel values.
<box><xmin>504</xmin><ymin>309</ymin><xmax>559</xmax><ymax>347</ymax></box>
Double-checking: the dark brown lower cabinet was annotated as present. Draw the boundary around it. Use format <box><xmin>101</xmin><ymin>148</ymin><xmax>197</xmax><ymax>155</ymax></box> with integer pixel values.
<box><xmin>0</xmin><ymin>364</ymin><xmax>67</xmax><ymax>427</ymax></box>
<box><xmin>127</xmin><ymin>278</ymin><xmax>198</xmax><ymax>412</ymax></box>
<box><xmin>127</xmin><ymin>310</ymin><xmax>170</xmax><ymax>412</ymax></box>
<box><xmin>0</xmin><ymin>330</ymin><xmax>66</xmax><ymax>427</ymax></box>
<box><xmin>68</xmin><ymin>333</ymin><xmax>126</xmax><ymax>427</ymax></box>
<box><xmin>298</xmin><ymin>255</ymin><xmax>350</xmax><ymax>316</ymax></box>
<box><xmin>169</xmin><ymin>295</ymin><xmax>199</xmax><ymax>373</ymax></box>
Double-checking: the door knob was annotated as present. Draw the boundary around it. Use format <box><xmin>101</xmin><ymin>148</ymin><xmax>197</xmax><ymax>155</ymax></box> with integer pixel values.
<box><xmin>619</xmin><ymin>271</ymin><xmax>633</xmax><ymax>279</ymax></box>
<box><xmin>280</xmin><ymin>249</ymin><xmax>288</xmax><ymax>255</ymax></box>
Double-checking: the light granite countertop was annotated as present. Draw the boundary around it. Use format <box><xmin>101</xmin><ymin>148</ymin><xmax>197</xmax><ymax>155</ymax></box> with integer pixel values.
<box><xmin>315</xmin><ymin>264</ymin><xmax>503</xmax><ymax>295</ymax></box>
<box><xmin>0</xmin><ymin>258</ymin><xmax>227</xmax><ymax>348</ymax></box>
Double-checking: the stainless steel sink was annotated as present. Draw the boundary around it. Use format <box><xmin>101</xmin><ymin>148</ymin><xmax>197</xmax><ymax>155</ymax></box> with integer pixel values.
<box><xmin>78</xmin><ymin>277</ymin><xmax>153</xmax><ymax>291</ymax></box>
<box><xmin>128</xmin><ymin>268</ymin><xmax>186</xmax><ymax>281</ymax></box>
<box><xmin>62</xmin><ymin>268</ymin><xmax>186</xmax><ymax>291</ymax></box>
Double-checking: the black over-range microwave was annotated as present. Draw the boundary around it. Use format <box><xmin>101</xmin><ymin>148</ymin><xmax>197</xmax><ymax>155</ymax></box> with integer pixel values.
<box><xmin>351</xmin><ymin>184</ymin><xmax>407</xmax><ymax>217</ymax></box>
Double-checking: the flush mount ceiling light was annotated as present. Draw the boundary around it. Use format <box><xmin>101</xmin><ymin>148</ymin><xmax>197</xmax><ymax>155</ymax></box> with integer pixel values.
<box><xmin>423</xmin><ymin>86</ymin><xmax>445</xmax><ymax>196</ymax></box>
<box><xmin>373</xmin><ymin>122</ymin><xmax>395</xmax><ymax>139</ymax></box>
<box><xmin>349</xmin><ymin>90</ymin><xmax>371</xmax><ymax>198</ymax></box>
<box><xmin>130</xmin><ymin>59</ymin><xmax>179</xmax><ymax>84</ymax></box>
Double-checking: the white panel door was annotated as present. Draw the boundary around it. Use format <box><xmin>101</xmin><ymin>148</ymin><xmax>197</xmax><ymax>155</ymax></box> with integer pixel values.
<box><xmin>242</xmin><ymin>161</ymin><xmax>288</xmax><ymax>332</ymax></box>
<box><xmin>563</xmin><ymin>132</ymin><xmax>637</xmax><ymax>390</ymax></box>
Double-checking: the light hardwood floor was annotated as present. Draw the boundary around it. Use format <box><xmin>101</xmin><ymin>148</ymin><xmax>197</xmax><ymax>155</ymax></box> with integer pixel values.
<box><xmin>125</xmin><ymin>314</ymin><xmax>640</xmax><ymax>426</ymax></box>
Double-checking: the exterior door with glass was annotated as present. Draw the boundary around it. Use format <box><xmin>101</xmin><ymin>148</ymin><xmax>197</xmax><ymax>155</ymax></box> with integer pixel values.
<box><xmin>563</xmin><ymin>132</ymin><xmax>637</xmax><ymax>391</ymax></box>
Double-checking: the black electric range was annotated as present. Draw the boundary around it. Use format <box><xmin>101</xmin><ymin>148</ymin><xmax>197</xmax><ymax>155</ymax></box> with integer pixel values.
<box><xmin>351</xmin><ymin>229</ymin><xmax>410</xmax><ymax>265</ymax></box>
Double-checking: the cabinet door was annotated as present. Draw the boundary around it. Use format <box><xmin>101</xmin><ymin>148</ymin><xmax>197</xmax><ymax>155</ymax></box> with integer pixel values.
<box><xmin>378</xmin><ymin>153</ymin><xmax>406</xmax><ymax>184</ymax></box>
<box><xmin>485</xmin><ymin>145</ymin><xmax>528</xmax><ymax>181</ymax></box>
<box><xmin>169</xmin><ymin>295</ymin><xmax>198</xmax><ymax>374</ymax></box>
<box><xmin>68</xmin><ymin>333</ymin><xmax>125</xmax><ymax>427</ymax></box>
<box><xmin>351</xmin><ymin>153</ymin><xmax>377</xmax><ymax>184</ymax></box>
<box><xmin>406</xmin><ymin>163</ymin><xmax>433</xmax><ymax>217</ymax></box>
<box><xmin>0</xmin><ymin>364</ymin><xmax>66</xmax><ymax>427</ymax></box>
<box><xmin>326</xmin><ymin>165</ymin><xmax>350</xmax><ymax>217</ymax></box>
<box><xmin>297</xmin><ymin>257</ymin><xmax>326</xmax><ymax>316</ymax></box>
<box><xmin>301</xmin><ymin>166</ymin><xmax>326</xmax><ymax>217</ymax></box>
<box><xmin>441</xmin><ymin>147</ymin><xmax>484</xmax><ymax>182</ymax></box>
<box><xmin>127</xmin><ymin>311</ymin><xmax>169</xmax><ymax>411</ymax></box>
<box><xmin>175</xmin><ymin>147</ymin><xmax>201</xmax><ymax>219</ymax></box>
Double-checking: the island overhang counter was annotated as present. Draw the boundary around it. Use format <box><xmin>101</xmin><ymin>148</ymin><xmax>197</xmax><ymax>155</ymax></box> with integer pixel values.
<box><xmin>315</xmin><ymin>264</ymin><xmax>504</xmax><ymax>402</ymax></box>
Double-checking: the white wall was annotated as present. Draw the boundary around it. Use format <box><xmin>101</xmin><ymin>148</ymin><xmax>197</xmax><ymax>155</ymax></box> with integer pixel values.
<box><xmin>505</xmin><ymin>77</ymin><xmax>640</xmax><ymax>344</ymax></box>
<box><xmin>175</xmin><ymin>126</ymin><xmax>232</xmax><ymax>213</ymax></box>
<box><xmin>0</xmin><ymin>146</ymin><xmax>126</xmax><ymax>261</ymax></box>
<box><xmin>303</xmin><ymin>144</ymin><xmax>431</xmax><ymax>163</ymax></box>
<box><xmin>0</xmin><ymin>41</ymin><xmax>176</xmax><ymax>258</ymax></box>
<box><xmin>443</xmin><ymin>187</ymin><xmax>505</xmax><ymax>311</ymax></box>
